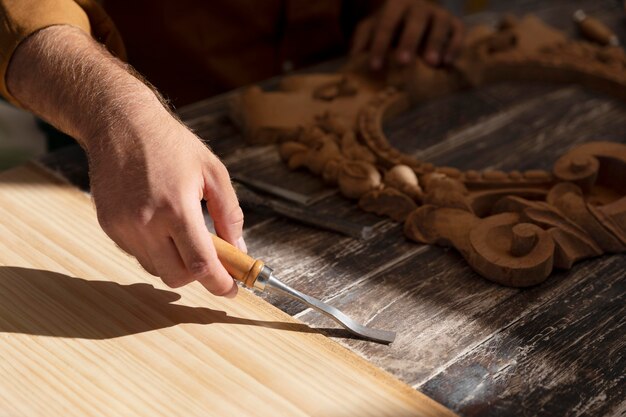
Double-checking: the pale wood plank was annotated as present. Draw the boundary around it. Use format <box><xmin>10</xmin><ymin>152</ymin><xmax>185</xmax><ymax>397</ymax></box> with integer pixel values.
<box><xmin>0</xmin><ymin>163</ymin><xmax>455</xmax><ymax>417</ymax></box>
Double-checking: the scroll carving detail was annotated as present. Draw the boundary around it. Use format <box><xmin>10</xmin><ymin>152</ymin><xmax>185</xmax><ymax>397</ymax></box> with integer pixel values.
<box><xmin>231</xmin><ymin>15</ymin><xmax>626</xmax><ymax>287</ymax></box>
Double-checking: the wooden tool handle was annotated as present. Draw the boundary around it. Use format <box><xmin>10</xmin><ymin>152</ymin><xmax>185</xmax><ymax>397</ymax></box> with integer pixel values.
<box><xmin>580</xmin><ymin>17</ymin><xmax>618</xmax><ymax>45</ymax></box>
<box><xmin>574</xmin><ymin>10</ymin><xmax>619</xmax><ymax>46</ymax></box>
<box><xmin>210</xmin><ymin>234</ymin><xmax>264</xmax><ymax>288</ymax></box>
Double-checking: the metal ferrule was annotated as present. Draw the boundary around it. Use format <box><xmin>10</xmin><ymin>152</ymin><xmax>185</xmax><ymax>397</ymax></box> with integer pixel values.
<box><xmin>253</xmin><ymin>265</ymin><xmax>273</xmax><ymax>291</ymax></box>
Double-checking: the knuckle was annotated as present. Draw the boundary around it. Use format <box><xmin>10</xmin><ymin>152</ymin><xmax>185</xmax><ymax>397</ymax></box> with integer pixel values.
<box><xmin>188</xmin><ymin>260</ymin><xmax>212</xmax><ymax>278</ymax></box>
<box><xmin>207</xmin><ymin>155</ymin><xmax>228</xmax><ymax>175</ymax></box>
<box><xmin>155</xmin><ymin>201</ymin><xmax>181</xmax><ymax>219</ymax></box>
<box><xmin>226</xmin><ymin>205</ymin><xmax>245</xmax><ymax>227</ymax></box>
<box><xmin>128</xmin><ymin>204</ymin><xmax>157</xmax><ymax>227</ymax></box>
<box><xmin>142</xmin><ymin>199</ymin><xmax>186</xmax><ymax>224</ymax></box>
<box><xmin>206</xmin><ymin>162</ymin><xmax>231</xmax><ymax>188</ymax></box>
<box><xmin>214</xmin><ymin>157</ymin><xmax>229</xmax><ymax>176</ymax></box>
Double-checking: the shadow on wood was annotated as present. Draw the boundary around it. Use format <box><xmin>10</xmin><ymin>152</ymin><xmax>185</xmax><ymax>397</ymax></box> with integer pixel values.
<box><xmin>0</xmin><ymin>266</ymin><xmax>318</xmax><ymax>339</ymax></box>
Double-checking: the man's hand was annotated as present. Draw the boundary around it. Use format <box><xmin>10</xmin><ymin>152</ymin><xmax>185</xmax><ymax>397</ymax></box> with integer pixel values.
<box><xmin>7</xmin><ymin>26</ymin><xmax>245</xmax><ymax>297</ymax></box>
<box><xmin>351</xmin><ymin>0</ymin><xmax>464</xmax><ymax>69</ymax></box>
<box><xmin>88</xmin><ymin>115</ymin><xmax>244</xmax><ymax>297</ymax></box>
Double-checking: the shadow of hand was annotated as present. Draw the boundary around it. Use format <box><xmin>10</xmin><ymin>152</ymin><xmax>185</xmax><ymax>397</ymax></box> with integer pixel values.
<box><xmin>0</xmin><ymin>266</ymin><xmax>315</xmax><ymax>339</ymax></box>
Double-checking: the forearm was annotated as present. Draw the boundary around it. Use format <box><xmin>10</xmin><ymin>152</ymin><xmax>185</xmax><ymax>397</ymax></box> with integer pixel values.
<box><xmin>6</xmin><ymin>25</ymin><xmax>168</xmax><ymax>153</ymax></box>
<box><xmin>6</xmin><ymin>24</ymin><xmax>245</xmax><ymax>297</ymax></box>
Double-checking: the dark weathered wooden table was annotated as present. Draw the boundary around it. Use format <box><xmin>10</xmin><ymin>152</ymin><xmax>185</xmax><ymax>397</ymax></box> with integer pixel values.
<box><xmin>41</xmin><ymin>1</ymin><xmax>625</xmax><ymax>416</ymax></box>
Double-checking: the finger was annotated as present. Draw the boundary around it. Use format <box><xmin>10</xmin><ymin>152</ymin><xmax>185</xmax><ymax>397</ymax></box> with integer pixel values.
<box><xmin>147</xmin><ymin>236</ymin><xmax>196</xmax><ymax>288</ymax></box>
<box><xmin>370</xmin><ymin>2</ymin><xmax>407</xmax><ymax>69</ymax></box>
<box><xmin>110</xmin><ymin>231</ymin><xmax>159</xmax><ymax>276</ymax></box>
<box><xmin>395</xmin><ymin>8</ymin><xmax>428</xmax><ymax>64</ymax></box>
<box><xmin>135</xmin><ymin>251</ymin><xmax>158</xmax><ymax>276</ymax></box>
<box><xmin>204</xmin><ymin>160</ymin><xmax>246</xmax><ymax>252</ymax></box>
<box><xmin>112</xmin><ymin>236</ymin><xmax>134</xmax><ymax>257</ymax></box>
<box><xmin>424</xmin><ymin>13</ymin><xmax>452</xmax><ymax>66</ymax></box>
<box><xmin>443</xmin><ymin>20</ymin><xmax>465</xmax><ymax>64</ymax></box>
<box><xmin>169</xmin><ymin>198</ymin><xmax>238</xmax><ymax>298</ymax></box>
<box><xmin>350</xmin><ymin>19</ymin><xmax>374</xmax><ymax>56</ymax></box>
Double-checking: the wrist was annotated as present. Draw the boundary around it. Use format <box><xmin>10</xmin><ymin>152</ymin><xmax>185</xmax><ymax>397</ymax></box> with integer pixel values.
<box><xmin>6</xmin><ymin>25</ymin><xmax>177</xmax><ymax>156</ymax></box>
<box><xmin>79</xmin><ymin>85</ymin><xmax>170</xmax><ymax>153</ymax></box>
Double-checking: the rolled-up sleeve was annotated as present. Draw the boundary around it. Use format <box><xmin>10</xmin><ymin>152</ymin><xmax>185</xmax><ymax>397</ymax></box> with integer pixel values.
<box><xmin>0</xmin><ymin>0</ymin><xmax>125</xmax><ymax>105</ymax></box>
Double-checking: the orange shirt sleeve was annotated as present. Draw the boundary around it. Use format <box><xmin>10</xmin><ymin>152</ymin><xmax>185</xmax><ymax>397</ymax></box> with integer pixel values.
<box><xmin>0</xmin><ymin>0</ymin><xmax>126</xmax><ymax>106</ymax></box>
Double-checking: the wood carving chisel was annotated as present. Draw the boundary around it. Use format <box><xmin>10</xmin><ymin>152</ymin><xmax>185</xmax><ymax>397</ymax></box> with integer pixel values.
<box><xmin>210</xmin><ymin>234</ymin><xmax>396</xmax><ymax>344</ymax></box>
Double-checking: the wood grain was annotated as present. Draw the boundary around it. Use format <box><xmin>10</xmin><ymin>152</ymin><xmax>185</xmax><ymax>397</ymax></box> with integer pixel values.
<box><xmin>291</xmin><ymin>77</ymin><xmax>626</xmax><ymax>416</ymax></box>
<box><xmin>406</xmin><ymin>88</ymin><xmax>626</xmax><ymax>170</ymax></box>
<box><xmin>245</xmin><ymin>220</ymin><xmax>421</xmax><ymax>316</ymax></box>
<box><xmin>0</xmin><ymin>164</ymin><xmax>455</xmax><ymax>417</ymax></box>
<box><xmin>35</xmin><ymin>2</ymin><xmax>626</xmax><ymax>416</ymax></box>
<box><xmin>419</xmin><ymin>257</ymin><xmax>626</xmax><ymax>417</ymax></box>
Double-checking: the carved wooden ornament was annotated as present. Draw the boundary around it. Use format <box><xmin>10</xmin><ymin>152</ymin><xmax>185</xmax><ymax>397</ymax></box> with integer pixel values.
<box><xmin>231</xmin><ymin>15</ymin><xmax>626</xmax><ymax>287</ymax></box>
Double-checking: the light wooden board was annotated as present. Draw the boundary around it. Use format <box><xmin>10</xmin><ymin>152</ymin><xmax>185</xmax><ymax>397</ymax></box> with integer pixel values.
<box><xmin>0</xmin><ymin>164</ymin><xmax>455</xmax><ymax>417</ymax></box>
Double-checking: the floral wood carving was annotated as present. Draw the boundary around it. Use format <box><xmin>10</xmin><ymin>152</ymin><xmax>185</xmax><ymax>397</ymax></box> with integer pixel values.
<box><xmin>231</xmin><ymin>15</ymin><xmax>626</xmax><ymax>287</ymax></box>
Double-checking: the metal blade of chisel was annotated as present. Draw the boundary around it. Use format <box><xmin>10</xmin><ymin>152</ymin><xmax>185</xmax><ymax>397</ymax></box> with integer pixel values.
<box><xmin>211</xmin><ymin>234</ymin><xmax>395</xmax><ymax>344</ymax></box>
<box><xmin>260</xmin><ymin>273</ymin><xmax>396</xmax><ymax>344</ymax></box>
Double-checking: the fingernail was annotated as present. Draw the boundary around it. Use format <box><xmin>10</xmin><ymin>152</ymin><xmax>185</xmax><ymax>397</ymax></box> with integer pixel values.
<box><xmin>398</xmin><ymin>51</ymin><xmax>412</xmax><ymax>64</ymax></box>
<box><xmin>370</xmin><ymin>57</ymin><xmax>382</xmax><ymax>70</ymax></box>
<box><xmin>225</xmin><ymin>280</ymin><xmax>238</xmax><ymax>299</ymax></box>
<box><xmin>236</xmin><ymin>236</ymin><xmax>248</xmax><ymax>253</ymax></box>
<box><xmin>427</xmin><ymin>51</ymin><xmax>439</xmax><ymax>65</ymax></box>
